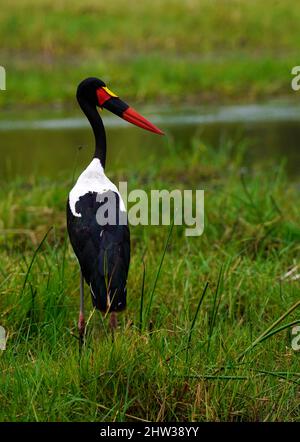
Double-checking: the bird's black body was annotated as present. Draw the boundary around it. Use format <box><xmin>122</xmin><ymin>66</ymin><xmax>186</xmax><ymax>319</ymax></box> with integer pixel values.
<box><xmin>67</xmin><ymin>190</ymin><xmax>130</xmax><ymax>312</ymax></box>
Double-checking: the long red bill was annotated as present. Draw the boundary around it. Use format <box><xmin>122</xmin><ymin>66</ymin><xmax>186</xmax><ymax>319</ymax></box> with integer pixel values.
<box><xmin>122</xmin><ymin>107</ymin><xmax>164</xmax><ymax>135</ymax></box>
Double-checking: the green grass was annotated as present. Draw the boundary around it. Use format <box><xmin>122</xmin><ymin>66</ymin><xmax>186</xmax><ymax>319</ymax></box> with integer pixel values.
<box><xmin>1</xmin><ymin>0</ymin><xmax>300</xmax><ymax>107</ymax></box>
<box><xmin>0</xmin><ymin>138</ymin><xmax>300</xmax><ymax>421</ymax></box>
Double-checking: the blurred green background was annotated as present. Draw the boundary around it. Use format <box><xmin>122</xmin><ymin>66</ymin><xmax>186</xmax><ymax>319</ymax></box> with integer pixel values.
<box><xmin>1</xmin><ymin>0</ymin><xmax>299</xmax><ymax>108</ymax></box>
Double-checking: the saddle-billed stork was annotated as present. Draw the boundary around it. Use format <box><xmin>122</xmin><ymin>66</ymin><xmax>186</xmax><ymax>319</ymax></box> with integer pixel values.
<box><xmin>67</xmin><ymin>77</ymin><xmax>164</xmax><ymax>340</ymax></box>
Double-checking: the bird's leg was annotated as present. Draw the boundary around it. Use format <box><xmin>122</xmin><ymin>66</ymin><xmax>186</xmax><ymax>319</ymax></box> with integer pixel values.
<box><xmin>78</xmin><ymin>271</ymin><xmax>85</xmax><ymax>347</ymax></box>
<box><xmin>109</xmin><ymin>312</ymin><xmax>118</xmax><ymax>329</ymax></box>
<box><xmin>109</xmin><ymin>312</ymin><xmax>117</xmax><ymax>341</ymax></box>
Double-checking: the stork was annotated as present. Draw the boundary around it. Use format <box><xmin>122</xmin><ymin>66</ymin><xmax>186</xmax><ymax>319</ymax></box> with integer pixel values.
<box><xmin>66</xmin><ymin>77</ymin><xmax>164</xmax><ymax>341</ymax></box>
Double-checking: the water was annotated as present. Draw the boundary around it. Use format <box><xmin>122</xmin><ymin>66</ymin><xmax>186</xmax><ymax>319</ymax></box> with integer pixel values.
<box><xmin>0</xmin><ymin>101</ymin><xmax>299</xmax><ymax>181</ymax></box>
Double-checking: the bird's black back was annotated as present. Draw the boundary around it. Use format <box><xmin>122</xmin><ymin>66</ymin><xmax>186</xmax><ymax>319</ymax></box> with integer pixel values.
<box><xmin>67</xmin><ymin>190</ymin><xmax>130</xmax><ymax>312</ymax></box>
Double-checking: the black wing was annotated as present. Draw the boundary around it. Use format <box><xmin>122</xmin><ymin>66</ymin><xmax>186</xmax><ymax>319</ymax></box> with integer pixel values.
<box><xmin>66</xmin><ymin>190</ymin><xmax>130</xmax><ymax>312</ymax></box>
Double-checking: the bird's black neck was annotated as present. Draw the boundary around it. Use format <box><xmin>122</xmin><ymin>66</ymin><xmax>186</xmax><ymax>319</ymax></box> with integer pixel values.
<box><xmin>79</xmin><ymin>101</ymin><xmax>106</xmax><ymax>169</ymax></box>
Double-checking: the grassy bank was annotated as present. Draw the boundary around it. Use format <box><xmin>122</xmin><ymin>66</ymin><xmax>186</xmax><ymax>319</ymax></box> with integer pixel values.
<box><xmin>1</xmin><ymin>0</ymin><xmax>300</xmax><ymax>107</ymax></box>
<box><xmin>0</xmin><ymin>138</ymin><xmax>300</xmax><ymax>421</ymax></box>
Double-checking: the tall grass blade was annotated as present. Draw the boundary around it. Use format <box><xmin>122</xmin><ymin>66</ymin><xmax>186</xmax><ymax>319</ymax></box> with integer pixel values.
<box><xmin>237</xmin><ymin>299</ymin><xmax>300</xmax><ymax>361</ymax></box>
<box><xmin>186</xmin><ymin>281</ymin><xmax>209</xmax><ymax>364</ymax></box>
<box><xmin>21</xmin><ymin>227</ymin><xmax>53</xmax><ymax>296</ymax></box>
<box><xmin>139</xmin><ymin>259</ymin><xmax>146</xmax><ymax>332</ymax></box>
<box><xmin>207</xmin><ymin>266</ymin><xmax>223</xmax><ymax>353</ymax></box>
<box><xmin>254</xmin><ymin>319</ymin><xmax>300</xmax><ymax>345</ymax></box>
<box><xmin>146</xmin><ymin>220</ymin><xmax>174</xmax><ymax>318</ymax></box>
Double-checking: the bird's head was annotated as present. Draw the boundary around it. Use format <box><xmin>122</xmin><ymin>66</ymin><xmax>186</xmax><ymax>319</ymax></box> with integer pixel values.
<box><xmin>76</xmin><ymin>77</ymin><xmax>164</xmax><ymax>135</ymax></box>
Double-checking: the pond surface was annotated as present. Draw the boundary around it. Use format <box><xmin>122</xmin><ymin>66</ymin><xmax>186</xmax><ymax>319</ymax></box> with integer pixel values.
<box><xmin>0</xmin><ymin>100</ymin><xmax>299</xmax><ymax>181</ymax></box>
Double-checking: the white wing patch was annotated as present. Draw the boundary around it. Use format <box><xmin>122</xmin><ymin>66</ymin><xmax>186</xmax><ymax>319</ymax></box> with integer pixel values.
<box><xmin>69</xmin><ymin>158</ymin><xmax>126</xmax><ymax>217</ymax></box>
